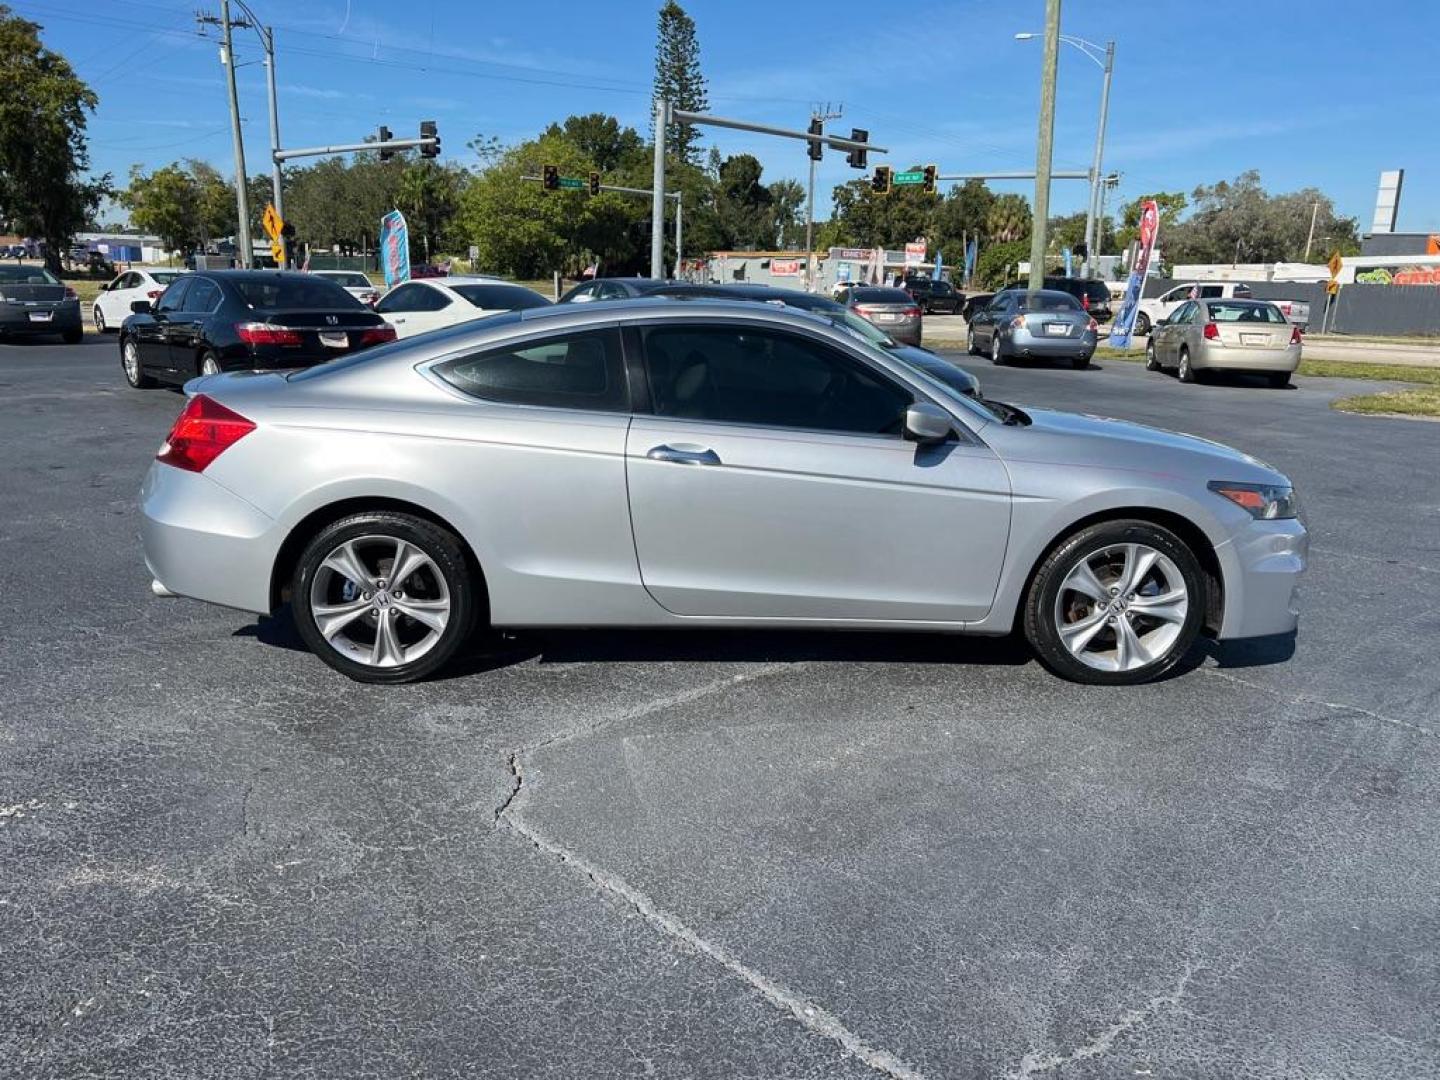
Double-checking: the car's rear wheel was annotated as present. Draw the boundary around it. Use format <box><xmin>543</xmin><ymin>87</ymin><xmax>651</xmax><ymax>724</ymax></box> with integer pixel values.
<box><xmin>1267</xmin><ymin>371</ymin><xmax>1290</xmax><ymax>389</ymax></box>
<box><xmin>1024</xmin><ymin>519</ymin><xmax>1205</xmax><ymax>685</ymax></box>
<box><xmin>1145</xmin><ymin>339</ymin><xmax>1161</xmax><ymax>371</ymax></box>
<box><xmin>1072</xmin><ymin>355</ymin><xmax>1091</xmax><ymax>370</ymax></box>
<box><xmin>1178</xmin><ymin>348</ymin><xmax>1197</xmax><ymax>383</ymax></box>
<box><xmin>991</xmin><ymin>333</ymin><xmax>1005</xmax><ymax>365</ymax></box>
<box><xmin>966</xmin><ymin>325</ymin><xmax>979</xmax><ymax>356</ymax></box>
<box><xmin>121</xmin><ymin>337</ymin><xmax>154</xmax><ymax>388</ymax></box>
<box><xmin>292</xmin><ymin>512</ymin><xmax>478</xmax><ymax>684</ymax></box>
<box><xmin>199</xmin><ymin>350</ymin><xmax>222</xmax><ymax>376</ymax></box>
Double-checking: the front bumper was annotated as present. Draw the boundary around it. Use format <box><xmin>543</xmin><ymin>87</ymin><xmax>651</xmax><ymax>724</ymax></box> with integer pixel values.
<box><xmin>141</xmin><ymin>462</ymin><xmax>279</xmax><ymax>614</ymax></box>
<box><xmin>1215</xmin><ymin>516</ymin><xmax>1308</xmax><ymax>639</ymax></box>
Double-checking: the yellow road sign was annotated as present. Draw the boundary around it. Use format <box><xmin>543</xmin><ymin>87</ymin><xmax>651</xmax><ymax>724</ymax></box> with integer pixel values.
<box><xmin>262</xmin><ymin>204</ymin><xmax>284</xmax><ymax>243</ymax></box>
<box><xmin>1327</xmin><ymin>251</ymin><xmax>1342</xmax><ymax>279</ymax></box>
<box><xmin>270</xmin><ymin>239</ymin><xmax>285</xmax><ymax>264</ymax></box>
<box><xmin>1326</xmin><ymin>279</ymin><xmax>1339</xmax><ymax>296</ymax></box>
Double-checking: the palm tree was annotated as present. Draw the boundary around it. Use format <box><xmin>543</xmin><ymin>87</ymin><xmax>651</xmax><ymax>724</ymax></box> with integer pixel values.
<box><xmin>985</xmin><ymin>194</ymin><xmax>1032</xmax><ymax>243</ymax></box>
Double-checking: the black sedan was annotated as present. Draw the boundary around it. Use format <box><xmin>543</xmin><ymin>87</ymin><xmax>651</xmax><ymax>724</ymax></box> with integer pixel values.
<box><xmin>0</xmin><ymin>264</ymin><xmax>82</xmax><ymax>343</ymax></box>
<box><xmin>558</xmin><ymin>277</ymin><xmax>673</xmax><ymax>303</ymax></box>
<box><xmin>119</xmin><ymin>271</ymin><xmax>395</xmax><ymax>389</ymax></box>
<box><xmin>645</xmin><ymin>282</ymin><xmax>979</xmax><ymax>398</ymax></box>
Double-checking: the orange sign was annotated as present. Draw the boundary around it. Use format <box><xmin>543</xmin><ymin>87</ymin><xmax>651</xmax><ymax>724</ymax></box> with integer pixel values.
<box><xmin>1427</xmin><ymin>234</ymin><xmax>1440</xmax><ymax>255</ymax></box>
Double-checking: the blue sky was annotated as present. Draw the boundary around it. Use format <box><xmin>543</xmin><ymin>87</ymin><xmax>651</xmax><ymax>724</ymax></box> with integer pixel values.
<box><xmin>22</xmin><ymin>0</ymin><xmax>1440</xmax><ymax>234</ymax></box>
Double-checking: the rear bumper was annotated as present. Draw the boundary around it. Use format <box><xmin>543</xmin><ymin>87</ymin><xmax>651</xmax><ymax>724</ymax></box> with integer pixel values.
<box><xmin>140</xmin><ymin>462</ymin><xmax>279</xmax><ymax>614</ymax></box>
<box><xmin>1008</xmin><ymin>328</ymin><xmax>1097</xmax><ymax>357</ymax></box>
<box><xmin>1216</xmin><ymin>517</ymin><xmax>1308</xmax><ymax>639</ymax></box>
<box><xmin>0</xmin><ymin>303</ymin><xmax>81</xmax><ymax>333</ymax></box>
<box><xmin>1196</xmin><ymin>342</ymin><xmax>1301</xmax><ymax>372</ymax></box>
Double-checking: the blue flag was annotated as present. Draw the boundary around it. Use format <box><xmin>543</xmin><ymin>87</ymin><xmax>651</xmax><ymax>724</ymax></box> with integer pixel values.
<box><xmin>379</xmin><ymin>209</ymin><xmax>410</xmax><ymax>288</ymax></box>
<box><xmin>933</xmin><ymin>250</ymin><xmax>944</xmax><ymax>281</ymax></box>
<box><xmin>1063</xmin><ymin>247</ymin><xmax>1073</xmax><ymax>278</ymax></box>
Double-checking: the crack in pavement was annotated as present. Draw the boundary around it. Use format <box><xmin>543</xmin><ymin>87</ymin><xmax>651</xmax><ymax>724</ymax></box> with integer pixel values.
<box><xmin>1010</xmin><ymin>960</ymin><xmax>1203</xmax><ymax>1078</ymax></box>
<box><xmin>493</xmin><ymin>664</ymin><xmax>928</xmax><ymax>1080</ymax></box>
<box><xmin>1204</xmin><ymin>667</ymin><xmax>1436</xmax><ymax>739</ymax></box>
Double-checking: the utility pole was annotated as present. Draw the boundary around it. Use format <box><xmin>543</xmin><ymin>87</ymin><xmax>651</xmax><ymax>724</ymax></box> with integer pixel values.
<box><xmin>1029</xmin><ymin>0</ymin><xmax>1062</xmax><ymax>290</ymax></box>
<box><xmin>651</xmin><ymin>98</ymin><xmax>669</xmax><ymax>280</ymax></box>
<box><xmin>805</xmin><ymin>104</ymin><xmax>843</xmax><ymax>292</ymax></box>
<box><xmin>219</xmin><ymin>0</ymin><xmax>251</xmax><ymax>267</ymax></box>
<box><xmin>1303</xmin><ymin>199</ymin><xmax>1320</xmax><ymax>261</ymax></box>
<box><xmin>262</xmin><ymin>25</ymin><xmax>281</xmax><ymax>219</ymax></box>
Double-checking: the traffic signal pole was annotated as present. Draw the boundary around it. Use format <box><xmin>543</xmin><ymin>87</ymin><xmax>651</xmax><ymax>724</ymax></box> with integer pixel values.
<box><xmin>654</xmin><ymin>100</ymin><xmax>885</xmax><ymax>282</ymax></box>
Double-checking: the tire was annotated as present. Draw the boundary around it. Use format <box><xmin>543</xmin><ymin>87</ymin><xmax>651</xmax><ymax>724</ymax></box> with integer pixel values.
<box><xmin>292</xmin><ymin>511</ymin><xmax>479</xmax><ymax>684</ymax></box>
<box><xmin>966</xmin><ymin>326</ymin><xmax>979</xmax><ymax>356</ymax></box>
<box><xmin>990</xmin><ymin>332</ymin><xmax>1005</xmax><ymax>366</ymax></box>
<box><xmin>62</xmin><ymin>326</ymin><xmax>83</xmax><ymax>345</ymax></box>
<box><xmin>1177</xmin><ymin>348</ymin><xmax>1197</xmax><ymax>383</ymax></box>
<box><xmin>1023</xmin><ymin>519</ymin><xmax>1206</xmax><ymax>686</ymax></box>
<box><xmin>121</xmin><ymin>336</ymin><xmax>155</xmax><ymax>388</ymax></box>
<box><xmin>1267</xmin><ymin>371</ymin><xmax>1290</xmax><ymax>389</ymax></box>
<box><xmin>93</xmin><ymin>306</ymin><xmax>107</xmax><ymax>333</ymax></box>
<box><xmin>1145</xmin><ymin>339</ymin><xmax>1161</xmax><ymax>371</ymax></box>
<box><xmin>198</xmin><ymin>350</ymin><xmax>223</xmax><ymax>377</ymax></box>
<box><xmin>1072</xmin><ymin>355</ymin><xmax>1091</xmax><ymax>370</ymax></box>
<box><xmin>1135</xmin><ymin>312</ymin><xmax>1151</xmax><ymax>336</ymax></box>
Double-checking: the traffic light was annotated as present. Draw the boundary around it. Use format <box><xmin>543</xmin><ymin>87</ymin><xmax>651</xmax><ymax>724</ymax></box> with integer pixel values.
<box><xmin>589</xmin><ymin>171</ymin><xmax>601</xmax><ymax>197</ymax></box>
<box><xmin>542</xmin><ymin>164</ymin><xmax>559</xmax><ymax>192</ymax></box>
<box><xmin>922</xmin><ymin>164</ymin><xmax>938</xmax><ymax>194</ymax></box>
<box><xmin>845</xmin><ymin>128</ymin><xmax>868</xmax><ymax>170</ymax></box>
<box><xmin>420</xmin><ymin>119</ymin><xmax>438</xmax><ymax>159</ymax></box>
<box><xmin>807</xmin><ymin>117</ymin><xmax>823</xmax><ymax>162</ymax></box>
<box><xmin>280</xmin><ymin>221</ymin><xmax>297</xmax><ymax>269</ymax></box>
<box><xmin>871</xmin><ymin>165</ymin><xmax>892</xmax><ymax>195</ymax></box>
<box><xmin>378</xmin><ymin>125</ymin><xmax>394</xmax><ymax>162</ymax></box>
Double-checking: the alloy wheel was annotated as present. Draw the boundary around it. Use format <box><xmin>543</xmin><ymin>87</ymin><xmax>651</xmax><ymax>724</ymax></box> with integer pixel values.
<box><xmin>122</xmin><ymin>340</ymin><xmax>141</xmax><ymax>385</ymax></box>
<box><xmin>93</xmin><ymin>307</ymin><xmax>106</xmax><ymax>333</ymax></box>
<box><xmin>1145</xmin><ymin>340</ymin><xmax>1160</xmax><ymax>371</ymax></box>
<box><xmin>308</xmin><ymin>534</ymin><xmax>452</xmax><ymax>669</ymax></box>
<box><xmin>1052</xmin><ymin>542</ymin><xmax>1188</xmax><ymax>673</ymax></box>
<box><xmin>200</xmin><ymin>353</ymin><xmax>222</xmax><ymax>376</ymax></box>
<box><xmin>991</xmin><ymin>334</ymin><xmax>1003</xmax><ymax>365</ymax></box>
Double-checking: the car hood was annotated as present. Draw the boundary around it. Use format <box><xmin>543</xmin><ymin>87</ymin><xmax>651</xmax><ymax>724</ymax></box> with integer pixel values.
<box><xmin>991</xmin><ymin>406</ymin><xmax>1289</xmax><ymax>484</ymax></box>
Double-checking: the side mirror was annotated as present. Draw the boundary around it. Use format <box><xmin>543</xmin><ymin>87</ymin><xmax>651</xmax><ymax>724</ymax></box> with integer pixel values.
<box><xmin>903</xmin><ymin>402</ymin><xmax>953</xmax><ymax>445</ymax></box>
<box><xmin>130</xmin><ymin>300</ymin><xmax>153</xmax><ymax>314</ymax></box>
<box><xmin>1154</xmin><ymin>318</ymin><xmax>1169</xmax><ymax>327</ymax></box>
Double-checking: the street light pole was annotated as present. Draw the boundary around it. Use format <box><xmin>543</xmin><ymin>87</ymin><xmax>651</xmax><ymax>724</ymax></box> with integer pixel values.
<box><xmin>651</xmin><ymin>97</ymin><xmax>668</xmax><ymax>280</ymax></box>
<box><xmin>1082</xmin><ymin>41</ymin><xmax>1114</xmax><ymax>277</ymax></box>
<box><xmin>1028</xmin><ymin>0</ymin><xmax>1062</xmax><ymax>291</ymax></box>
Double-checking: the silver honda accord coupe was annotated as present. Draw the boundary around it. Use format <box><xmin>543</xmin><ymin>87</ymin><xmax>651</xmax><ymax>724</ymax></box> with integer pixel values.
<box><xmin>140</xmin><ymin>299</ymin><xmax>1307</xmax><ymax>686</ymax></box>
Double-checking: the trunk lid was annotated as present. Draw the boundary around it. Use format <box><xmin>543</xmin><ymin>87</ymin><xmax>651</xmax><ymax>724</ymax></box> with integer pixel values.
<box><xmin>250</xmin><ymin>307</ymin><xmax>386</xmax><ymax>356</ymax></box>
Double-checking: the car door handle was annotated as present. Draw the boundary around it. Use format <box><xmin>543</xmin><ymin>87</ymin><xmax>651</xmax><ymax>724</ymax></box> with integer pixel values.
<box><xmin>646</xmin><ymin>444</ymin><xmax>721</xmax><ymax>466</ymax></box>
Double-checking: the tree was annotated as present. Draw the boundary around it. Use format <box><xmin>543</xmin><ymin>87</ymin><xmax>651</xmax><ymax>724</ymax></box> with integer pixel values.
<box><xmin>767</xmin><ymin>178</ymin><xmax>805</xmax><ymax>249</ymax></box>
<box><xmin>652</xmin><ymin>1</ymin><xmax>707</xmax><ymax>163</ymax></box>
<box><xmin>545</xmin><ymin>114</ymin><xmax>645</xmax><ymax>174</ymax></box>
<box><xmin>1114</xmin><ymin>191</ymin><xmax>1186</xmax><ymax>254</ymax></box>
<box><xmin>186</xmin><ymin>159</ymin><xmax>237</xmax><ymax>248</ymax></box>
<box><xmin>120</xmin><ymin>164</ymin><xmax>201</xmax><ymax>255</ymax></box>
<box><xmin>0</xmin><ymin>6</ymin><xmax>110</xmax><ymax>271</ymax></box>
<box><xmin>974</xmin><ymin>238</ymin><xmax>1030</xmax><ymax>288</ymax></box>
<box><xmin>396</xmin><ymin>159</ymin><xmax>467</xmax><ymax>261</ymax></box>
<box><xmin>985</xmin><ymin>194</ymin><xmax>1031</xmax><ymax>243</ymax></box>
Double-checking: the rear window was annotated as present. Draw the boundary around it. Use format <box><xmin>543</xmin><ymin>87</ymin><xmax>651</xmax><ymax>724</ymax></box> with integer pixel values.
<box><xmin>1084</xmin><ymin>281</ymin><xmax>1110</xmax><ymax>302</ymax></box>
<box><xmin>450</xmin><ymin>284</ymin><xmax>552</xmax><ymax>311</ymax></box>
<box><xmin>1207</xmin><ymin>301</ymin><xmax>1286</xmax><ymax>323</ymax></box>
<box><xmin>849</xmin><ymin>287</ymin><xmax>912</xmax><ymax>303</ymax></box>
<box><xmin>0</xmin><ymin>265</ymin><xmax>59</xmax><ymax>285</ymax></box>
<box><xmin>151</xmin><ymin>271</ymin><xmax>184</xmax><ymax>284</ymax></box>
<box><xmin>233</xmin><ymin>276</ymin><xmax>361</xmax><ymax>309</ymax></box>
<box><xmin>1015</xmin><ymin>290</ymin><xmax>1082</xmax><ymax>312</ymax></box>
<box><xmin>319</xmin><ymin>272</ymin><xmax>373</xmax><ymax>289</ymax></box>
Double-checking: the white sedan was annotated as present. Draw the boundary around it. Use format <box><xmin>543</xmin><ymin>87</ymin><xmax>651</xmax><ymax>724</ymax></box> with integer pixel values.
<box><xmin>374</xmin><ymin>276</ymin><xmax>551</xmax><ymax>339</ymax></box>
<box><xmin>92</xmin><ymin>268</ymin><xmax>189</xmax><ymax>333</ymax></box>
<box><xmin>311</xmin><ymin>270</ymin><xmax>381</xmax><ymax>307</ymax></box>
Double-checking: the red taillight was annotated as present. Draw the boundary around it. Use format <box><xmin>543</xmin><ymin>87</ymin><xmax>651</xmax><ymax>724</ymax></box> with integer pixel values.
<box><xmin>903</xmin><ymin>305</ymin><xmax>922</xmax><ymax>319</ymax></box>
<box><xmin>1087</xmin><ymin>317</ymin><xmax>1098</xmax><ymax>331</ymax></box>
<box><xmin>236</xmin><ymin>321</ymin><xmax>303</xmax><ymax>347</ymax></box>
<box><xmin>359</xmin><ymin>325</ymin><xmax>397</xmax><ymax>346</ymax></box>
<box><xmin>1290</xmin><ymin>326</ymin><xmax>1303</xmax><ymax>345</ymax></box>
<box><xmin>64</xmin><ymin>286</ymin><xmax>78</xmax><ymax>300</ymax></box>
<box><xmin>1203</xmin><ymin>322</ymin><xmax>1220</xmax><ymax>340</ymax></box>
<box><xmin>1081</xmin><ymin>294</ymin><xmax>1090</xmax><ymax>310</ymax></box>
<box><xmin>156</xmin><ymin>394</ymin><xmax>255</xmax><ymax>473</ymax></box>
<box><xmin>1010</xmin><ymin>314</ymin><xmax>1027</xmax><ymax>329</ymax></box>
<box><xmin>855</xmin><ymin>304</ymin><xmax>877</xmax><ymax>315</ymax></box>
<box><xmin>147</xmin><ymin>289</ymin><xmax>162</xmax><ymax>300</ymax></box>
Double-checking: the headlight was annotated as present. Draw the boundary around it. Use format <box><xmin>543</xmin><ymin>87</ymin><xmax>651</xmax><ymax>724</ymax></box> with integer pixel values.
<box><xmin>1208</xmin><ymin>480</ymin><xmax>1299</xmax><ymax>520</ymax></box>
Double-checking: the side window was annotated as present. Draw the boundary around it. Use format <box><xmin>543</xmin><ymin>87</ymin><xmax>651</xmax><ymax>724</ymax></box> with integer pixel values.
<box><xmin>568</xmin><ymin>283</ymin><xmax>597</xmax><ymax>303</ymax></box>
<box><xmin>1198</xmin><ymin>285</ymin><xmax>1224</xmax><ymax>298</ymax></box>
<box><xmin>183</xmin><ymin>279</ymin><xmax>221</xmax><ymax>313</ymax></box>
<box><xmin>642</xmin><ymin>325</ymin><xmax>913</xmax><ymax>436</ymax></box>
<box><xmin>112</xmin><ymin>274</ymin><xmax>133</xmax><ymax>291</ymax></box>
<box><xmin>376</xmin><ymin>283</ymin><xmax>425</xmax><ymax>313</ymax></box>
<box><xmin>156</xmin><ymin>278</ymin><xmax>192</xmax><ymax>313</ymax></box>
<box><xmin>415</xmin><ymin>285</ymin><xmax>452</xmax><ymax>311</ymax></box>
<box><xmin>432</xmin><ymin>328</ymin><xmax>627</xmax><ymax>412</ymax></box>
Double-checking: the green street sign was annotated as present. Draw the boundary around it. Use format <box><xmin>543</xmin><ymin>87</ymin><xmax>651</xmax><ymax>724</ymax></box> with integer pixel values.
<box><xmin>558</xmin><ymin>176</ymin><xmax>586</xmax><ymax>190</ymax></box>
<box><xmin>892</xmin><ymin>170</ymin><xmax>926</xmax><ymax>185</ymax></box>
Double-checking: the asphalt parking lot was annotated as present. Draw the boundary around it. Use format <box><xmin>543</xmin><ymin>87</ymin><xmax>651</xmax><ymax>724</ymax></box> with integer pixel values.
<box><xmin>3</xmin><ymin>336</ymin><xmax>1438</xmax><ymax>1079</ymax></box>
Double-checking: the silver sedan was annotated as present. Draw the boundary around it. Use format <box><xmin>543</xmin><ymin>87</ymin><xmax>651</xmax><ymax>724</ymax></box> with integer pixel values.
<box><xmin>1146</xmin><ymin>298</ymin><xmax>1302</xmax><ymax>387</ymax></box>
<box><xmin>141</xmin><ymin>300</ymin><xmax>1306</xmax><ymax>686</ymax></box>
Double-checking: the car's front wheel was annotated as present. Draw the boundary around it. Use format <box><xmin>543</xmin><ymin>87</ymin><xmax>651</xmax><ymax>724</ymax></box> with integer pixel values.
<box><xmin>120</xmin><ymin>337</ymin><xmax>155</xmax><ymax>388</ymax></box>
<box><xmin>292</xmin><ymin>512</ymin><xmax>479</xmax><ymax>684</ymax></box>
<box><xmin>1135</xmin><ymin>312</ymin><xmax>1151</xmax><ymax>336</ymax></box>
<box><xmin>1024</xmin><ymin>519</ymin><xmax>1206</xmax><ymax>685</ymax></box>
<box><xmin>93</xmin><ymin>306</ymin><xmax>107</xmax><ymax>333</ymax></box>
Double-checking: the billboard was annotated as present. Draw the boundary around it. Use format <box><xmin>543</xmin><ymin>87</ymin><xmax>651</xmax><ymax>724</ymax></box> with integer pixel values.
<box><xmin>1370</xmin><ymin>170</ymin><xmax>1404</xmax><ymax>235</ymax></box>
